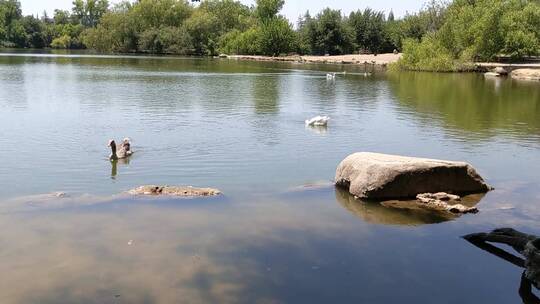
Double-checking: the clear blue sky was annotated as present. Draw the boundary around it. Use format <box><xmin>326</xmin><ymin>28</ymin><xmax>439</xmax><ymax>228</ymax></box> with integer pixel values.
<box><xmin>21</xmin><ymin>0</ymin><xmax>427</xmax><ymax>22</ymax></box>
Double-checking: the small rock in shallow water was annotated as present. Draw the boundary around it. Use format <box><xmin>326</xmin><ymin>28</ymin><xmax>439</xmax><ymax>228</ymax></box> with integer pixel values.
<box><xmin>127</xmin><ymin>185</ymin><xmax>221</xmax><ymax>197</ymax></box>
<box><xmin>416</xmin><ymin>192</ymin><xmax>478</xmax><ymax>214</ymax></box>
<box><xmin>417</xmin><ymin>192</ymin><xmax>461</xmax><ymax>203</ymax></box>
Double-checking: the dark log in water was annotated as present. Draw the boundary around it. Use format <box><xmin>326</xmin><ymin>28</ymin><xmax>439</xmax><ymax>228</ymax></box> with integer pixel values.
<box><xmin>464</xmin><ymin>228</ymin><xmax>540</xmax><ymax>304</ymax></box>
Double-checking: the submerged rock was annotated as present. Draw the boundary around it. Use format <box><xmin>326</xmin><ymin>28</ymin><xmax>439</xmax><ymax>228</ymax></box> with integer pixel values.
<box><xmin>335</xmin><ymin>152</ymin><xmax>492</xmax><ymax>200</ymax></box>
<box><xmin>335</xmin><ymin>188</ymin><xmax>462</xmax><ymax>226</ymax></box>
<box><xmin>512</xmin><ymin>69</ymin><xmax>540</xmax><ymax>81</ymax></box>
<box><xmin>484</xmin><ymin>71</ymin><xmax>501</xmax><ymax>77</ymax></box>
<box><xmin>494</xmin><ymin>67</ymin><xmax>508</xmax><ymax>75</ymax></box>
<box><xmin>127</xmin><ymin>185</ymin><xmax>221</xmax><ymax>197</ymax></box>
<box><xmin>287</xmin><ymin>181</ymin><xmax>334</xmax><ymax>192</ymax></box>
<box><xmin>416</xmin><ymin>192</ymin><xmax>478</xmax><ymax>214</ymax></box>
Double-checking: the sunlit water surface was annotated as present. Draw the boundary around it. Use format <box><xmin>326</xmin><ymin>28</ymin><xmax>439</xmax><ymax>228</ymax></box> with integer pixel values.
<box><xmin>1</xmin><ymin>51</ymin><xmax>540</xmax><ymax>303</ymax></box>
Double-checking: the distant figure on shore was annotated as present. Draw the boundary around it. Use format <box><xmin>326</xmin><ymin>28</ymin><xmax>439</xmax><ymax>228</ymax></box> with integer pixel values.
<box><xmin>108</xmin><ymin>138</ymin><xmax>133</xmax><ymax>161</ymax></box>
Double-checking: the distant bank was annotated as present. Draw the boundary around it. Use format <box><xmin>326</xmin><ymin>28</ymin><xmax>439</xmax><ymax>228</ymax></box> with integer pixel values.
<box><xmin>223</xmin><ymin>53</ymin><xmax>402</xmax><ymax>67</ymax></box>
<box><xmin>224</xmin><ymin>54</ymin><xmax>539</xmax><ymax>73</ymax></box>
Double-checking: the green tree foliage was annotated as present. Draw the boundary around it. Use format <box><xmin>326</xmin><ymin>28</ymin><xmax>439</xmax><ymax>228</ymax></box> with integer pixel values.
<box><xmin>20</xmin><ymin>15</ymin><xmax>46</xmax><ymax>48</ymax></box>
<box><xmin>51</xmin><ymin>34</ymin><xmax>71</xmax><ymax>48</ymax></box>
<box><xmin>185</xmin><ymin>9</ymin><xmax>219</xmax><ymax>55</ymax></box>
<box><xmin>138</xmin><ymin>26</ymin><xmax>193</xmax><ymax>54</ymax></box>
<box><xmin>82</xmin><ymin>10</ymin><xmax>138</xmax><ymax>52</ymax></box>
<box><xmin>300</xmin><ymin>8</ymin><xmax>355</xmax><ymax>55</ymax></box>
<box><xmin>218</xmin><ymin>0</ymin><xmax>295</xmax><ymax>56</ymax></box>
<box><xmin>0</xmin><ymin>0</ymin><xmax>22</xmax><ymax>46</ymax></box>
<box><xmin>72</xmin><ymin>0</ymin><xmax>109</xmax><ymax>27</ymax></box>
<box><xmin>53</xmin><ymin>10</ymin><xmax>72</xmax><ymax>25</ymax></box>
<box><xmin>397</xmin><ymin>0</ymin><xmax>540</xmax><ymax>71</ymax></box>
<box><xmin>199</xmin><ymin>0</ymin><xmax>253</xmax><ymax>33</ymax></box>
<box><xmin>219</xmin><ymin>28</ymin><xmax>261</xmax><ymax>55</ymax></box>
<box><xmin>1</xmin><ymin>0</ymin><xmax>538</xmax><ymax>62</ymax></box>
<box><xmin>255</xmin><ymin>0</ymin><xmax>284</xmax><ymax>21</ymax></box>
<box><xmin>348</xmin><ymin>8</ymin><xmax>388</xmax><ymax>54</ymax></box>
<box><xmin>259</xmin><ymin>16</ymin><xmax>296</xmax><ymax>56</ymax></box>
<box><xmin>130</xmin><ymin>0</ymin><xmax>192</xmax><ymax>29</ymax></box>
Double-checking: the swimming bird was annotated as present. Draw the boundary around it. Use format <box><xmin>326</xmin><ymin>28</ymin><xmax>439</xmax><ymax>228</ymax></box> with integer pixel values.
<box><xmin>326</xmin><ymin>73</ymin><xmax>336</xmax><ymax>80</ymax></box>
<box><xmin>305</xmin><ymin>116</ymin><xmax>330</xmax><ymax>127</ymax></box>
<box><xmin>108</xmin><ymin>138</ymin><xmax>133</xmax><ymax>161</ymax></box>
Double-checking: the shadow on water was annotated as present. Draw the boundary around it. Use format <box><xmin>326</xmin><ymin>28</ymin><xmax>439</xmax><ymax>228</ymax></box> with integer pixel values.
<box><xmin>387</xmin><ymin>72</ymin><xmax>540</xmax><ymax>141</ymax></box>
<box><xmin>335</xmin><ymin>188</ymin><xmax>485</xmax><ymax>226</ymax></box>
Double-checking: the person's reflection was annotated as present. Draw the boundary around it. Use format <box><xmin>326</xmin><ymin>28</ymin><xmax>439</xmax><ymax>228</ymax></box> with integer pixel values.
<box><xmin>464</xmin><ymin>230</ymin><xmax>540</xmax><ymax>304</ymax></box>
<box><xmin>110</xmin><ymin>158</ymin><xmax>130</xmax><ymax>180</ymax></box>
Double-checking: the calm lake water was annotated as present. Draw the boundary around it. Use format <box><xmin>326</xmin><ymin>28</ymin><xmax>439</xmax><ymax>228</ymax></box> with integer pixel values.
<box><xmin>1</xmin><ymin>51</ymin><xmax>540</xmax><ymax>303</ymax></box>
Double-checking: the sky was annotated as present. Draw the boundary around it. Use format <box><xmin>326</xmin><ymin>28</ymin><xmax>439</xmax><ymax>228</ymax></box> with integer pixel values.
<box><xmin>21</xmin><ymin>0</ymin><xmax>427</xmax><ymax>22</ymax></box>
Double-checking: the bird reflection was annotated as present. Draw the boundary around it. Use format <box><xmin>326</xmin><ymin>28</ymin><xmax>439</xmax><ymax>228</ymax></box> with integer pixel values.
<box><xmin>306</xmin><ymin>124</ymin><xmax>328</xmax><ymax>135</ymax></box>
<box><xmin>110</xmin><ymin>157</ymin><xmax>130</xmax><ymax>180</ymax></box>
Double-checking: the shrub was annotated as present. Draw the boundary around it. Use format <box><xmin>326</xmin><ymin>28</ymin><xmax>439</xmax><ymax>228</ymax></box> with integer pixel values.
<box><xmin>51</xmin><ymin>34</ymin><xmax>71</xmax><ymax>49</ymax></box>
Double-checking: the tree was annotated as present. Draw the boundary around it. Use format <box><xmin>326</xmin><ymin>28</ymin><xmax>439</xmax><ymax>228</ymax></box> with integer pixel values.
<box><xmin>296</xmin><ymin>11</ymin><xmax>312</xmax><ymax>54</ymax></box>
<box><xmin>388</xmin><ymin>10</ymin><xmax>395</xmax><ymax>22</ymax></box>
<box><xmin>82</xmin><ymin>10</ymin><xmax>137</xmax><ymax>52</ymax></box>
<box><xmin>72</xmin><ymin>0</ymin><xmax>109</xmax><ymax>27</ymax></box>
<box><xmin>259</xmin><ymin>16</ymin><xmax>296</xmax><ymax>55</ymax></box>
<box><xmin>255</xmin><ymin>0</ymin><xmax>284</xmax><ymax>21</ymax></box>
<box><xmin>305</xmin><ymin>8</ymin><xmax>355</xmax><ymax>55</ymax></box>
<box><xmin>349</xmin><ymin>8</ymin><xmax>388</xmax><ymax>54</ymax></box>
<box><xmin>199</xmin><ymin>0</ymin><xmax>253</xmax><ymax>33</ymax></box>
<box><xmin>396</xmin><ymin>0</ymin><xmax>540</xmax><ymax>71</ymax></box>
<box><xmin>185</xmin><ymin>9</ymin><xmax>219</xmax><ymax>55</ymax></box>
<box><xmin>0</xmin><ymin>0</ymin><xmax>21</xmax><ymax>25</ymax></box>
<box><xmin>53</xmin><ymin>10</ymin><xmax>71</xmax><ymax>24</ymax></box>
<box><xmin>130</xmin><ymin>0</ymin><xmax>192</xmax><ymax>29</ymax></box>
<box><xmin>51</xmin><ymin>34</ymin><xmax>72</xmax><ymax>48</ymax></box>
<box><xmin>21</xmin><ymin>15</ymin><xmax>46</xmax><ymax>48</ymax></box>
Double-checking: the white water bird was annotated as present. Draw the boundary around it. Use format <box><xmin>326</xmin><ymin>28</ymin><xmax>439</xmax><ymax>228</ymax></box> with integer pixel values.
<box><xmin>305</xmin><ymin>116</ymin><xmax>330</xmax><ymax>127</ymax></box>
<box><xmin>326</xmin><ymin>73</ymin><xmax>336</xmax><ymax>80</ymax></box>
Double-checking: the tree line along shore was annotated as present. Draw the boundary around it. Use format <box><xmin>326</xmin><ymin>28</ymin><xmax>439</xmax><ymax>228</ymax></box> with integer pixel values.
<box><xmin>1</xmin><ymin>0</ymin><xmax>539</xmax><ymax>72</ymax></box>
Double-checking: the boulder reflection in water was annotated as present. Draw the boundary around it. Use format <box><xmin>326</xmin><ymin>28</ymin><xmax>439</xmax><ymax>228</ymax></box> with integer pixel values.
<box><xmin>334</xmin><ymin>188</ymin><xmax>484</xmax><ymax>226</ymax></box>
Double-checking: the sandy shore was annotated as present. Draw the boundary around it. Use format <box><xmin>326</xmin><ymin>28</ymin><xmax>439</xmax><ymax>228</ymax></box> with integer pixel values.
<box><xmin>225</xmin><ymin>53</ymin><xmax>402</xmax><ymax>66</ymax></box>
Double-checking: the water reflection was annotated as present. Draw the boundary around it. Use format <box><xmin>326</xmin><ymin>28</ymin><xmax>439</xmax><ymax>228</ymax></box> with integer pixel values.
<box><xmin>252</xmin><ymin>75</ymin><xmax>280</xmax><ymax>114</ymax></box>
<box><xmin>335</xmin><ymin>188</ymin><xmax>484</xmax><ymax>226</ymax></box>
<box><xmin>305</xmin><ymin>124</ymin><xmax>328</xmax><ymax>135</ymax></box>
<box><xmin>110</xmin><ymin>158</ymin><xmax>131</xmax><ymax>179</ymax></box>
<box><xmin>388</xmin><ymin>72</ymin><xmax>540</xmax><ymax>141</ymax></box>
<box><xmin>335</xmin><ymin>188</ymin><xmax>455</xmax><ymax>225</ymax></box>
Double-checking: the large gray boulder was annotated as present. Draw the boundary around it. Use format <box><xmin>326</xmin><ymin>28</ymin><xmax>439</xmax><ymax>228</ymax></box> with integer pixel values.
<box><xmin>335</xmin><ymin>152</ymin><xmax>492</xmax><ymax>200</ymax></box>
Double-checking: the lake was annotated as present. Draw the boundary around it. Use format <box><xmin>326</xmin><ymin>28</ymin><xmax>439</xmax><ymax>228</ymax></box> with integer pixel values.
<box><xmin>1</xmin><ymin>51</ymin><xmax>540</xmax><ymax>303</ymax></box>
